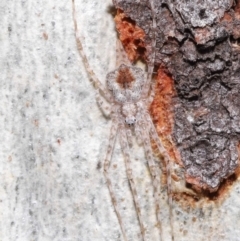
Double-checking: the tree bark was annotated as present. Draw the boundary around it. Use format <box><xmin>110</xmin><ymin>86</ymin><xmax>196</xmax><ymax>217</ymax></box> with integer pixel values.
<box><xmin>113</xmin><ymin>0</ymin><xmax>240</xmax><ymax>192</ymax></box>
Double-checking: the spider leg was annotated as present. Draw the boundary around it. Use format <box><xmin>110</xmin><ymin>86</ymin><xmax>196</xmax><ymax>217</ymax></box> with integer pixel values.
<box><xmin>146</xmin><ymin>115</ymin><xmax>174</xmax><ymax>241</ymax></box>
<box><xmin>119</xmin><ymin>127</ymin><xmax>147</xmax><ymax>241</ymax></box>
<box><xmin>72</xmin><ymin>0</ymin><xmax>113</xmax><ymax>102</ymax></box>
<box><xmin>146</xmin><ymin>80</ymin><xmax>156</xmax><ymax>106</ymax></box>
<box><xmin>95</xmin><ymin>91</ymin><xmax>111</xmax><ymax>118</ymax></box>
<box><xmin>126</xmin><ymin>127</ymin><xmax>133</xmax><ymax>147</ymax></box>
<box><xmin>135</xmin><ymin>124</ymin><xmax>143</xmax><ymax>146</ymax></box>
<box><xmin>142</xmin><ymin>0</ymin><xmax>157</xmax><ymax>98</ymax></box>
<box><xmin>103</xmin><ymin>121</ymin><xmax>128</xmax><ymax>241</ymax></box>
<box><xmin>138</xmin><ymin>122</ymin><xmax>163</xmax><ymax>241</ymax></box>
<box><xmin>116</xmin><ymin>39</ymin><xmax>131</xmax><ymax>68</ymax></box>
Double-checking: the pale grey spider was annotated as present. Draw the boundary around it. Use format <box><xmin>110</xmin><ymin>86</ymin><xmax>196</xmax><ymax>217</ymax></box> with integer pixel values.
<box><xmin>72</xmin><ymin>0</ymin><xmax>174</xmax><ymax>240</ymax></box>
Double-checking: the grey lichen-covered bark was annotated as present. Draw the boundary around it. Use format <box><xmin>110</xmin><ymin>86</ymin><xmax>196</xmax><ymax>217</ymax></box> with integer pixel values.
<box><xmin>1</xmin><ymin>0</ymin><xmax>240</xmax><ymax>240</ymax></box>
<box><xmin>113</xmin><ymin>0</ymin><xmax>240</xmax><ymax>191</ymax></box>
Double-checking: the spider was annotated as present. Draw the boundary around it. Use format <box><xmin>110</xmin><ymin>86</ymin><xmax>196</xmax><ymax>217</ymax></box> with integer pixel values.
<box><xmin>72</xmin><ymin>0</ymin><xmax>174</xmax><ymax>240</ymax></box>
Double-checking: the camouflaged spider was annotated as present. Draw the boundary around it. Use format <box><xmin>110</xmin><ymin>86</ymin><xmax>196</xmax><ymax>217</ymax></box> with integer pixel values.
<box><xmin>72</xmin><ymin>0</ymin><xmax>174</xmax><ymax>240</ymax></box>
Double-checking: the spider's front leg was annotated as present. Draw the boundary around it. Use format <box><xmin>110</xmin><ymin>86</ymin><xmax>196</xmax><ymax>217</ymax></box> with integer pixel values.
<box><xmin>103</xmin><ymin>119</ymin><xmax>128</xmax><ymax>241</ymax></box>
<box><xmin>136</xmin><ymin>120</ymin><xmax>163</xmax><ymax>241</ymax></box>
<box><xmin>125</xmin><ymin>127</ymin><xmax>134</xmax><ymax>147</ymax></box>
<box><xmin>146</xmin><ymin>114</ymin><xmax>175</xmax><ymax>241</ymax></box>
<box><xmin>119</xmin><ymin>127</ymin><xmax>147</xmax><ymax>241</ymax></box>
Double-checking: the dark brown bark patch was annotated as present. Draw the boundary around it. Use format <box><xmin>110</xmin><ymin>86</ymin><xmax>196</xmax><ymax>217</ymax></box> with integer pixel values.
<box><xmin>113</xmin><ymin>0</ymin><xmax>240</xmax><ymax>192</ymax></box>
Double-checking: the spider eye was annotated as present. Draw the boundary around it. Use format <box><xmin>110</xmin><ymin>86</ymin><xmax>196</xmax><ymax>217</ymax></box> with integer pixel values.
<box><xmin>125</xmin><ymin>117</ymin><xmax>136</xmax><ymax>126</ymax></box>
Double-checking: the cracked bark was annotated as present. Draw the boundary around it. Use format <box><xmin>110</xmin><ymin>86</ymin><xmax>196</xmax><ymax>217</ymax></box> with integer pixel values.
<box><xmin>113</xmin><ymin>0</ymin><xmax>240</xmax><ymax>192</ymax></box>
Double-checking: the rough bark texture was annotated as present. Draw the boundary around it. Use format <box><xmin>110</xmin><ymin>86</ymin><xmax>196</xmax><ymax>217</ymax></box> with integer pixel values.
<box><xmin>113</xmin><ymin>0</ymin><xmax>240</xmax><ymax>191</ymax></box>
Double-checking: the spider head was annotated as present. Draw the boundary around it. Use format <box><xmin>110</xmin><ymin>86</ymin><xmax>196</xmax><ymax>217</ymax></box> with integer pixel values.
<box><xmin>122</xmin><ymin>103</ymin><xmax>137</xmax><ymax>126</ymax></box>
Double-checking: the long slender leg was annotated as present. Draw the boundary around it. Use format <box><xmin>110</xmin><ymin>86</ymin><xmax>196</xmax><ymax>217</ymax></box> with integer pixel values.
<box><xmin>147</xmin><ymin>116</ymin><xmax>174</xmax><ymax>241</ymax></box>
<box><xmin>126</xmin><ymin>128</ymin><xmax>133</xmax><ymax>147</ymax></box>
<box><xmin>119</xmin><ymin>127</ymin><xmax>147</xmax><ymax>241</ymax></box>
<box><xmin>95</xmin><ymin>91</ymin><xmax>111</xmax><ymax>118</ymax></box>
<box><xmin>116</xmin><ymin>39</ymin><xmax>131</xmax><ymax>68</ymax></box>
<box><xmin>135</xmin><ymin>120</ymin><xmax>143</xmax><ymax>146</ymax></box>
<box><xmin>103</xmin><ymin>122</ymin><xmax>128</xmax><ymax>241</ymax></box>
<box><xmin>138</xmin><ymin>123</ymin><xmax>163</xmax><ymax>241</ymax></box>
<box><xmin>142</xmin><ymin>0</ymin><xmax>157</xmax><ymax>98</ymax></box>
<box><xmin>72</xmin><ymin>0</ymin><xmax>113</xmax><ymax>102</ymax></box>
<box><xmin>146</xmin><ymin>80</ymin><xmax>156</xmax><ymax>106</ymax></box>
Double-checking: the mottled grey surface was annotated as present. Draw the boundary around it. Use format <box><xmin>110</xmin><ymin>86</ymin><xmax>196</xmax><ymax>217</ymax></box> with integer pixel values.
<box><xmin>175</xmin><ymin>0</ymin><xmax>232</xmax><ymax>27</ymax></box>
<box><xmin>1</xmin><ymin>0</ymin><xmax>240</xmax><ymax>241</ymax></box>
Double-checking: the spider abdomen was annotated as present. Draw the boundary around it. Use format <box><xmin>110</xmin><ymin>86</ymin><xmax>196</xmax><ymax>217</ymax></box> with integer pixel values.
<box><xmin>106</xmin><ymin>64</ymin><xmax>146</xmax><ymax>103</ymax></box>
